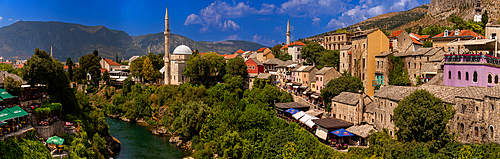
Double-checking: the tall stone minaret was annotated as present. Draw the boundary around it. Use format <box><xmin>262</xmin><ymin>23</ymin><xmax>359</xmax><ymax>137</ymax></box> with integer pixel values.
<box><xmin>50</xmin><ymin>46</ymin><xmax>53</xmax><ymax>59</ymax></box>
<box><xmin>286</xmin><ymin>19</ymin><xmax>291</xmax><ymax>45</ymax></box>
<box><xmin>164</xmin><ymin>4</ymin><xmax>171</xmax><ymax>85</ymax></box>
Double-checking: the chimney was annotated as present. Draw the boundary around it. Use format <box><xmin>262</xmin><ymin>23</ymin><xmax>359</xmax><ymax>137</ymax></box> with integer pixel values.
<box><xmin>372</xmin><ymin>26</ymin><xmax>375</xmax><ymax>30</ymax></box>
<box><xmin>358</xmin><ymin>90</ymin><xmax>364</xmax><ymax>125</ymax></box>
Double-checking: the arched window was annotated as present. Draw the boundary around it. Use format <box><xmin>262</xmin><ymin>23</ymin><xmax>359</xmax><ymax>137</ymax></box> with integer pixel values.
<box><xmin>490</xmin><ymin>126</ymin><xmax>494</xmax><ymax>138</ymax></box>
<box><xmin>495</xmin><ymin>75</ymin><xmax>499</xmax><ymax>84</ymax></box>
<box><xmin>462</xmin><ymin>104</ymin><xmax>466</xmax><ymax>114</ymax></box>
<box><xmin>448</xmin><ymin>71</ymin><xmax>451</xmax><ymax>79</ymax></box>
<box><xmin>492</xmin><ymin>103</ymin><xmax>495</xmax><ymax>111</ymax></box>
<box><xmin>475</xmin><ymin>127</ymin><xmax>479</xmax><ymax>137</ymax></box>
<box><xmin>381</xmin><ymin>114</ymin><xmax>383</xmax><ymax>121</ymax></box>
<box><xmin>466</xmin><ymin>72</ymin><xmax>469</xmax><ymax>81</ymax></box>
<box><xmin>460</xmin><ymin>123</ymin><xmax>465</xmax><ymax>134</ymax></box>
<box><xmin>473</xmin><ymin>71</ymin><xmax>478</xmax><ymax>82</ymax></box>
<box><xmin>458</xmin><ymin>71</ymin><xmax>461</xmax><ymax>80</ymax></box>
<box><xmin>488</xmin><ymin>73</ymin><xmax>493</xmax><ymax>84</ymax></box>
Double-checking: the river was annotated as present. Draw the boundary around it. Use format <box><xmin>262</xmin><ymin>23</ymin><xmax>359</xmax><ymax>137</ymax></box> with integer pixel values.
<box><xmin>105</xmin><ymin>117</ymin><xmax>184</xmax><ymax>159</ymax></box>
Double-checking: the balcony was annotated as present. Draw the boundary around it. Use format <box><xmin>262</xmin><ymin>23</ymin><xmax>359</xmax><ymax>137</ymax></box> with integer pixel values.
<box><xmin>372</xmin><ymin>80</ymin><xmax>382</xmax><ymax>90</ymax></box>
<box><xmin>444</xmin><ymin>54</ymin><xmax>500</xmax><ymax>66</ymax></box>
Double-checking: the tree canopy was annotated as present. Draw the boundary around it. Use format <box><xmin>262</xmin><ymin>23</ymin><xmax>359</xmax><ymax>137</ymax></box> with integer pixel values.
<box><xmin>4</xmin><ymin>76</ymin><xmax>21</xmax><ymax>96</ymax></box>
<box><xmin>301</xmin><ymin>42</ymin><xmax>324</xmax><ymax>66</ymax></box>
<box><xmin>388</xmin><ymin>55</ymin><xmax>411</xmax><ymax>86</ymax></box>
<box><xmin>184</xmin><ymin>52</ymin><xmax>226</xmax><ymax>85</ymax></box>
<box><xmin>320</xmin><ymin>73</ymin><xmax>364</xmax><ymax>111</ymax></box>
<box><xmin>393</xmin><ymin>89</ymin><xmax>454</xmax><ymax>144</ymax></box>
<box><xmin>226</xmin><ymin>57</ymin><xmax>248</xmax><ymax>79</ymax></box>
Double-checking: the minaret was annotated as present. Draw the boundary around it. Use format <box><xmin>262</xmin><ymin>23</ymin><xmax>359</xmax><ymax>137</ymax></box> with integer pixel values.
<box><xmin>286</xmin><ymin>19</ymin><xmax>291</xmax><ymax>45</ymax></box>
<box><xmin>50</xmin><ymin>46</ymin><xmax>53</xmax><ymax>59</ymax></box>
<box><xmin>164</xmin><ymin>4</ymin><xmax>171</xmax><ymax>85</ymax></box>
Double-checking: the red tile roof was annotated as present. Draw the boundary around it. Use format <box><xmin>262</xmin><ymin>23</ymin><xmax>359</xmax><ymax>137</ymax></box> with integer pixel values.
<box><xmin>281</xmin><ymin>45</ymin><xmax>289</xmax><ymax>49</ymax></box>
<box><xmin>257</xmin><ymin>47</ymin><xmax>268</xmax><ymax>52</ymax></box>
<box><xmin>289</xmin><ymin>42</ymin><xmax>306</xmax><ymax>46</ymax></box>
<box><xmin>432</xmin><ymin>30</ymin><xmax>485</xmax><ymax>39</ymax></box>
<box><xmin>389</xmin><ymin>30</ymin><xmax>404</xmax><ymax>38</ymax></box>
<box><xmin>235</xmin><ymin>49</ymin><xmax>245</xmax><ymax>54</ymax></box>
<box><xmin>414</xmin><ymin>34</ymin><xmax>430</xmax><ymax>39</ymax></box>
<box><xmin>100</xmin><ymin>68</ymin><xmax>108</xmax><ymax>73</ymax></box>
<box><xmin>410</xmin><ymin>37</ymin><xmax>423</xmax><ymax>45</ymax></box>
<box><xmin>225</xmin><ymin>54</ymin><xmax>239</xmax><ymax>59</ymax></box>
<box><xmin>264</xmin><ymin>50</ymin><xmax>273</xmax><ymax>55</ymax></box>
<box><xmin>104</xmin><ymin>58</ymin><xmax>121</xmax><ymax>66</ymax></box>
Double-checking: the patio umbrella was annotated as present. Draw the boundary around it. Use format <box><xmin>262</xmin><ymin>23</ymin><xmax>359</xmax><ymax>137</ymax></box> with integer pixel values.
<box><xmin>46</xmin><ymin>136</ymin><xmax>65</xmax><ymax>145</ymax></box>
<box><xmin>331</xmin><ymin>128</ymin><xmax>354</xmax><ymax>137</ymax></box>
<box><xmin>285</xmin><ymin>108</ymin><xmax>299</xmax><ymax>115</ymax></box>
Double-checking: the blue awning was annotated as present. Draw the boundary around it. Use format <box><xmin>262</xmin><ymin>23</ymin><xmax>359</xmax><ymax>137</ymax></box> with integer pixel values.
<box><xmin>285</xmin><ymin>108</ymin><xmax>299</xmax><ymax>115</ymax></box>
<box><xmin>331</xmin><ymin>128</ymin><xmax>354</xmax><ymax>137</ymax></box>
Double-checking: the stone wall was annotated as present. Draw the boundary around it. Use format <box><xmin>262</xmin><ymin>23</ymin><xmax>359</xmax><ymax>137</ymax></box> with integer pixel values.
<box><xmin>332</xmin><ymin>102</ymin><xmax>359</xmax><ymax>124</ymax></box>
<box><xmin>35</xmin><ymin>121</ymin><xmax>63</xmax><ymax>140</ymax></box>
<box><xmin>371</xmin><ymin>97</ymin><xmax>399</xmax><ymax>136</ymax></box>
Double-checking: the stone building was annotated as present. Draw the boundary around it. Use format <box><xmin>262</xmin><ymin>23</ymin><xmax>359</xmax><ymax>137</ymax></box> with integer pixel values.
<box><xmin>256</xmin><ymin>47</ymin><xmax>271</xmax><ymax>62</ymax></box>
<box><xmin>374</xmin><ymin>51</ymin><xmax>392</xmax><ymax>90</ymax></box>
<box><xmin>276</xmin><ymin>60</ymin><xmax>298</xmax><ymax>86</ymax></box>
<box><xmin>315</xmin><ymin>67</ymin><xmax>341</xmax><ymax>94</ymax></box>
<box><xmin>394</xmin><ymin>48</ymin><xmax>446</xmax><ymax>85</ymax></box>
<box><xmin>262</xmin><ymin>58</ymin><xmax>284</xmax><ymax>74</ymax></box>
<box><xmin>292</xmin><ymin>66</ymin><xmax>318</xmax><ymax>87</ymax></box>
<box><xmin>339</xmin><ymin>45</ymin><xmax>352</xmax><ymax>73</ymax></box>
<box><xmin>389</xmin><ymin>31</ymin><xmax>421</xmax><ymax>53</ymax></box>
<box><xmin>368</xmin><ymin>84</ymin><xmax>462</xmax><ymax>136</ymax></box>
<box><xmin>348</xmin><ymin>28</ymin><xmax>390</xmax><ymax>96</ymax></box>
<box><xmin>432</xmin><ymin>29</ymin><xmax>485</xmax><ymax>52</ymax></box>
<box><xmin>331</xmin><ymin>92</ymin><xmax>373</xmax><ymax>125</ymax></box>
<box><xmin>448</xmin><ymin>85</ymin><xmax>500</xmax><ymax>143</ymax></box>
<box><xmin>486</xmin><ymin>23</ymin><xmax>500</xmax><ymax>40</ymax></box>
<box><xmin>169</xmin><ymin>45</ymin><xmax>192</xmax><ymax>85</ymax></box>
<box><xmin>100</xmin><ymin>58</ymin><xmax>121</xmax><ymax>72</ymax></box>
<box><xmin>288</xmin><ymin>42</ymin><xmax>306</xmax><ymax>63</ymax></box>
<box><xmin>324</xmin><ymin>33</ymin><xmax>353</xmax><ymax>50</ymax></box>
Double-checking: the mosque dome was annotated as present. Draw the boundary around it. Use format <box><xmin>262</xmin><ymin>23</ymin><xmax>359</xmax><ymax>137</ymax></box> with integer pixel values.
<box><xmin>172</xmin><ymin>45</ymin><xmax>192</xmax><ymax>55</ymax></box>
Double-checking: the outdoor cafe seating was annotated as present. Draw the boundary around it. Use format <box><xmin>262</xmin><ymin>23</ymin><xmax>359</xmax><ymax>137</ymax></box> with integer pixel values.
<box><xmin>0</xmin><ymin>106</ymin><xmax>30</xmax><ymax>135</ymax></box>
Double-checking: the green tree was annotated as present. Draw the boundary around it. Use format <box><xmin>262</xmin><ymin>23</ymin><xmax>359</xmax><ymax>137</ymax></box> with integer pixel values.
<box><xmin>185</xmin><ymin>52</ymin><xmax>226</xmax><ymax>85</ymax></box>
<box><xmin>388</xmin><ymin>55</ymin><xmax>411</xmax><ymax>86</ymax></box>
<box><xmin>142</xmin><ymin>57</ymin><xmax>157</xmax><ymax>82</ymax></box>
<box><xmin>320</xmin><ymin>73</ymin><xmax>364</xmax><ymax>111</ymax></box>
<box><xmin>21</xmin><ymin>48</ymin><xmax>54</xmax><ymax>86</ymax></box>
<box><xmin>130</xmin><ymin>56</ymin><xmax>145</xmax><ymax>82</ymax></box>
<box><xmin>226</xmin><ymin>57</ymin><xmax>248</xmax><ymax>79</ymax></box>
<box><xmin>147</xmin><ymin>52</ymin><xmax>165</xmax><ymax>71</ymax></box>
<box><xmin>66</xmin><ymin>57</ymin><xmax>74</xmax><ymax>81</ymax></box>
<box><xmin>393</xmin><ymin>90</ymin><xmax>454</xmax><ymax>145</ymax></box>
<box><xmin>301</xmin><ymin>42</ymin><xmax>325</xmax><ymax>66</ymax></box>
<box><xmin>92</xmin><ymin>133</ymin><xmax>107</xmax><ymax>158</ymax></box>
<box><xmin>93</xmin><ymin>50</ymin><xmax>99</xmax><ymax>57</ymax></box>
<box><xmin>271</xmin><ymin>44</ymin><xmax>283</xmax><ymax>55</ymax></box>
<box><xmin>102</xmin><ymin>71</ymin><xmax>110</xmax><ymax>85</ymax></box>
<box><xmin>0</xmin><ymin>63</ymin><xmax>15</xmax><ymax>73</ymax></box>
<box><xmin>405</xmin><ymin>27</ymin><xmax>413</xmax><ymax>34</ymax></box>
<box><xmin>4</xmin><ymin>76</ymin><xmax>21</xmax><ymax>96</ymax></box>
<box><xmin>423</xmin><ymin>41</ymin><xmax>433</xmax><ymax>48</ymax></box>
<box><xmin>335</xmin><ymin>29</ymin><xmax>347</xmax><ymax>33</ymax></box>
<box><xmin>173</xmin><ymin>101</ymin><xmax>211</xmax><ymax>138</ymax></box>
<box><xmin>482</xmin><ymin>10</ymin><xmax>489</xmax><ymax>27</ymax></box>
<box><xmin>317</xmin><ymin>49</ymin><xmax>340</xmax><ymax>70</ymax></box>
<box><xmin>79</xmin><ymin>52</ymin><xmax>101</xmax><ymax>86</ymax></box>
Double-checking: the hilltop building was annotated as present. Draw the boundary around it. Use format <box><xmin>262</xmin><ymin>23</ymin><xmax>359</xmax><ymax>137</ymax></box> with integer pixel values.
<box><xmin>474</xmin><ymin>0</ymin><xmax>482</xmax><ymax>22</ymax></box>
<box><xmin>324</xmin><ymin>33</ymin><xmax>352</xmax><ymax>50</ymax></box>
<box><xmin>432</xmin><ymin>29</ymin><xmax>484</xmax><ymax>52</ymax></box>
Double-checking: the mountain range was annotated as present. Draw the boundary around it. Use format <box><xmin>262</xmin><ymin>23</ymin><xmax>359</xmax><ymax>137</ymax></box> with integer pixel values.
<box><xmin>0</xmin><ymin>21</ymin><xmax>266</xmax><ymax>62</ymax></box>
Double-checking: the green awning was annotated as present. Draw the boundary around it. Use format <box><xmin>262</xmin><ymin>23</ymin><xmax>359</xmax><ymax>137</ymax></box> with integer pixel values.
<box><xmin>0</xmin><ymin>89</ymin><xmax>14</xmax><ymax>100</ymax></box>
<box><xmin>46</xmin><ymin>136</ymin><xmax>64</xmax><ymax>145</ymax></box>
<box><xmin>0</xmin><ymin>109</ymin><xmax>15</xmax><ymax>121</ymax></box>
<box><xmin>7</xmin><ymin>106</ymin><xmax>29</xmax><ymax>118</ymax></box>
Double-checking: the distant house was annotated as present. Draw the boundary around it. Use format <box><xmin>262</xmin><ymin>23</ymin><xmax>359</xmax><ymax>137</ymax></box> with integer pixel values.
<box><xmin>432</xmin><ymin>29</ymin><xmax>484</xmax><ymax>52</ymax></box>
<box><xmin>245</xmin><ymin>58</ymin><xmax>264</xmax><ymax>74</ymax></box>
<box><xmin>292</xmin><ymin>66</ymin><xmax>318</xmax><ymax>87</ymax></box>
<box><xmin>315</xmin><ymin>67</ymin><xmax>341</xmax><ymax>94</ymax></box>
<box><xmin>288</xmin><ymin>42</ymin><xmax>306</xmax><ymax>63</ymax></box>
<box><xmin>388</xmin><ymin>30</ymin><xmax>424</xmax><ymax>53</ymax></box>
<box><xmin>224</xmin><ymin>54</ymin><xmax>242</xmax><ymax>61</ymax></box>
<box><xmin>100</xmin><ymin>58</ymin><xmax>121</xmax><ymax>72</ymax></box>
<box><xmin>262</xmin><ymin>58</ymin><xmax>284</xmax><ymax>74</ymax></box>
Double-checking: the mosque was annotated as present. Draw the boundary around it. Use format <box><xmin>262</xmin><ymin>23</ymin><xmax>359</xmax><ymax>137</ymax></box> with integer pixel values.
<box><xmin>163</xmin><ymin>4</ymin><xmax>191</xmax><ymax>85</ymax></box>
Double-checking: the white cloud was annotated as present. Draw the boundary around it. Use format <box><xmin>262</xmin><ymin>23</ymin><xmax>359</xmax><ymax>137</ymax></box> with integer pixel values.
<box><xmin>224</xmin><ymin>35</ymin><xmax>240</xmax><ymax>40</ymax></box>
<box><xmin>0</xmin><ymin>16</ymin><xmax>3</xmax><ymax>23</ymax></box>
<box><xmin>274</xmin><ymin>26</ymin><xmax>283</xmax><ymax>33</ymax></box>
<box><xmin>367</xmin><ymin>5</ymin><xmax>383</xmax><ymax>17</ymax></box>
<box><xmin>221</xmin><ymin>20</ymin><xmax>240</xmax><ymax>31</ymax></box>
<box><xmin>253</xmin><ymin>34</ymin><xmax>277</xmax><ymax>47</ymax></box>
<box><xmin>390</xmin><ymin>0</ymin><xmax>419</xmax><ymax>12</ymax></box>
<box><xmin>327</xmin><ymin>18</ymin><xmax>348</xmax><ymax>29</ymax></box>
<box><xmin>277</xmin><ymin>0</ymin><xmax>348</xmax><ymax>17</ymax></box>
<box><xmin>184</xmin><ymin>14</ymin><xmax>203</xmax><ymax>25</ymax></box>
<box><xmin>185</xmin><ymin>0</ymin><xmax>277</xmax><ymax>32</ymax></box>
<box><xmin>8</xmin><ymin>18</ymin><xmax>13</xmax><ymax>21</ymax></box>
<box><xmin>312</xmin><ymin>17</ymin><xmax>321</xmax><ymax>26</ymax></box>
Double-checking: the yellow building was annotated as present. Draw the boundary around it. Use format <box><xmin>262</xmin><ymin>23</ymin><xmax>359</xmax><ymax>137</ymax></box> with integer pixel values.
<box><xmin>348</xmin><ymin>28</ymin><xmax>390</xmax><ymax>96</ymax></box>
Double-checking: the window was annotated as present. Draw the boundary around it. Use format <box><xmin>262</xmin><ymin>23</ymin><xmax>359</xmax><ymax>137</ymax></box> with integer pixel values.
<box><xmin>466</xmin><ymin>72</ymin><xmax>469</xmax><ymax>81</ymax></box>
<box><xmin>320</xmin><ymin>77</ymin><xmax>323</xmax><ymax>81</ymax></box>
<box><xmin>492</xmin><ymin>103</ymin><xmax>495</xmax><ymax>111</ymax></box>
<box><xmin>460</xmin><ymin>123</ymin><xmax>465</xmax><ymax>134</ymax></box>
<box><xmin>496</xmin><ymin>75</ymin><xmax>499</xmax><ymax>84</ymax></box>
<box><xmin>343</xmin><ymin>53</ymin><xmax>345</xmax><ymax>57</ymax></box>
<box><xmin>462</xmin><ymin>104</ymin><xmax>466</xmax><ymax>114</ymax></box>
<box><xmin>475</xmin><ymin>127</ymin><xmax>479</xmax><ymax>137</ymax></box>
<box><xmin>390</xmin><ymin>115</ymin><xmax>393</xmax><ymax>122</ymax></box>
<box><xmin>377</xmin><ymin>61</ymin><xmax>379</xmax><ymax>68</ymax></box>
<box><xmin>488</xmin><ymin>73</ymin><xmax>493</xmax><ymax>84</ymax></box>
<box><xmin>316</xmin><ymin>77</ymin><xmax>318</xmax><ymax>81</ymax></box>
<box><xmin>458</xmin><ymin>71</ymin><xmax>461</xmax><ymax>80</ymax></box>
<box><xmin>473</xmin><ymin>71</ymin><xmax>478</xmax><ymax>82</ymax></box>
<box><xmin>381</xmin><ymin>61</ymin><xmax>384</xmax><ymax>68</ymax></box>
<box><xmin>444</xmin><ymin>30</ymin><xmax>449</xmax><ymax>37</ymax></box>
<box><xmin>414</xmin><ymin>63</ymin><xmax>416</xmax><ymax>69</ymax></box>
<box><xmin>490</xmin><ymin>126</ymin><xmax>494</xmax><ymax>138</ymax></box>
<box><xmin>448</xmin><ymin>71</ymin><xmax>451</xmax><ymax>79</ymax></box>
<box><xmin>252</xmin><ymin>66</ymin><xmax>255</xmax><ymax>70</ymax></box>
<box><xmin>304</xmin><ymin>74</ymin><xmax>306</xmax><ymax>78</ymax></box>
<box><xmin>381</xmin><ymin>114</ymin><xmax>383</xmax><ymax>121</ymax></box>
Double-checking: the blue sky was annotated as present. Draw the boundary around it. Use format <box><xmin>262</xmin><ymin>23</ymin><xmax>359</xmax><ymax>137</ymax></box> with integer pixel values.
<box><xmin>0</xmin><ymin>0</ymin><xmax>427</xmax><ymax>47</ymax></box>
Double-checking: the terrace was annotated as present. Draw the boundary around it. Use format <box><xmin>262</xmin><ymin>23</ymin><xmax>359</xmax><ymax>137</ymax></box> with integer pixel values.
<box><xmin>444</xmin><ymin>53</ymin><xmax>500</xmax><ymax>66</ymax></box>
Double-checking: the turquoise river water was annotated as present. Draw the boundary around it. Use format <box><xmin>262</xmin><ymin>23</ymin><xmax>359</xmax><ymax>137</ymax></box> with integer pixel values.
<box><xmin>105</xmin><ymin>117</ymin><xmax>184</xmax><ymax>159</ymax></box>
